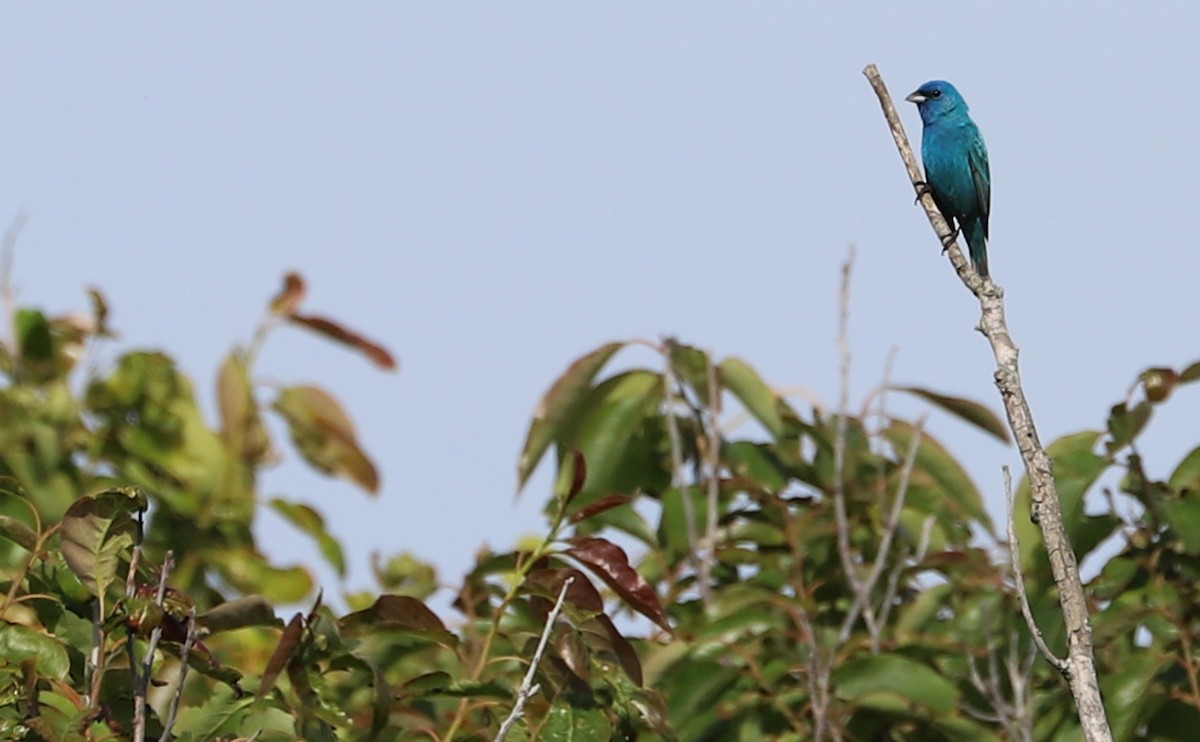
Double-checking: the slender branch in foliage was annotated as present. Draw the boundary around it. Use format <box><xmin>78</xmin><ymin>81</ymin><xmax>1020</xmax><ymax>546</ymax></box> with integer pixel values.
<box><xmin>877</xmin><ymin>515</ymin><xmax>934</xmax><ymax>631</ymax></box>
<box><xmin>133</xmin><ymin>551</ymin><xmax>174</xmax><ymax>742</ymax></box>
<box><xmin>1004</xmin><ymin>467</ymin><xmax>1067</xmax><ymax>671</ymax></box>
<box><xmin>162</xmin><ymin>607</ymin><xmax>198</xmax><ymax>742</ymax></box>
<box><xmin>699</xmin><ymin>353</ymin><xmax>722</xmax><ymax>607</ymax></box>
<box><xmin>840</xmin><ymin>415</ymin><xmax>925</xmax><ymax>647</ymax></box>
<box><xmin>494</xmin><ymin>576</ymin><xmax>573</xmax><ymax>742</ymax></box>
<box><xmin>832</xmin><ymin>245</ymin><xmax>865</xmax><ymax>600</ymax></box>
<box><xmin>662</xmin><ymin>361</ymin><xmax>707</xmax><ymax>607</ymax></box>
<box><xmin>865</xmin><ymin>63</ymin><xmax>1110</xmax><ymax>740</ymax></box>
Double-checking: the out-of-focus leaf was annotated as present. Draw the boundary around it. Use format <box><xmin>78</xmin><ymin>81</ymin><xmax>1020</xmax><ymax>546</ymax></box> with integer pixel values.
<box><xmin>0</xmin><ymin>514</ymin><xmax>37</xmax><ymax>551</ymax></box>
<box><xmin>59</xmin><ymin>488</ymin><xmax>146</xmax><ymax>597</ymax></box>
<box><xmin>1180</xmin><ymin>360</ymin><xmax>1200</xmax><ymax>383</ymax></box>
<box><xmin>1170</xmin><ymin>446</ymin><xmax>1200</xmax><ymax>493</ymax></box>
<box><xmin>1015</xmin><ymin>430</ymin><xmax>1108</xmax><ymax>575</ymax></box>
<box><xmin>895</xmin><ymin>386</ymin><xmax>1010</xmax><ymax>444</ymax></box>
<box><xmin>270</xmin><ymin>271</ymin><xmax>307</xmax><ymax>316</ymax></box>
<box><xmin>564</xmin><ymin>370</ymin><xmax>664</xmax><ymax>503</ymax></box>
<box><xmin>518</xmin><ymin>342</ymin><xmax>625</xmax><ymax>491</ymax></box>
<box><xmin>210</xmin><ymin>548</ymin><xmax>313</xmax><ymax>604</ymax></box>
<box><xmin>16</xmin><ymin>309</ymin><xmax>53</xmax><ymax>365</ymax></box>
<box><xmin>721</xmin><ymin>357</ymin><xmax>785</xmax><ymax>438</ymax></box>
<box><xmin>1163</xmin><ymin>494</ymin><xmax>1200</xmax><ymax>555</ymax></box>
<box><xmin>273</xmin><ymin>385</ymin><xmax>379</xmax><ymax>494</ymax></box>
<box><xmin>399</xmin><ymin>671</ymin><xmax>452</xmax><ymax>697</ymax></box>
<box><xmin>198</xmin><ymin>596</ymin><xmax>283</xmax><ymax>634</ymax></box>
<box><xmin>269</xmin><ymin>499</ymin><xmax>346</xmax><ymax>577</ymax></box>
<box><xmin>257</xmin><ymin>613</ymin><xmax>304</xmax><ymax>700</ymax></box>
<box><xmin>833</xmin><ymin>655</ymin><xmax>959</xmax><ymax>714</ymax></box>
<box><xmin>1102</xmin><ymin>650</ymin><xmax>1167</xmax><ymax>741</ymax></box>
<box><xmin>570</xmin><ymin>494</ymin><xmax>632</xmax><ymax>525</ymax></box>
<box><xmin>666</xmin><ymin>341</ymin><xmax>713</xmax><ymax>406</ymax></box>
<box><xmin>289</xmin><ymin>312</ymin><xmax>397</xmax><ymax>371</ymax></box>
<box><xmin>565</xmin><ymin>536</ymin><xmax>669</xmax><ymax>631</ymax></box>
<box><xmin>217</xmin><ymin>351</ymin><xmax>270</xmax><ymax>463</ymax></box>
<box><xmin>555</xmin><ymin>448</ymin><xmax>588</xmax><ymax>508</ymax></box>
<box><xmin>339</xmin><ymin>595</ymin><xmax>458</xmax><ymax>648</ymax></box>
<box><xmin>0</xmin><ymin>622</ymin><xmax>69</xmax><ymax>679</ymax></box>
<box><xmin>884</xmin><ymin>421</ymin><xmax>992</xmax><ymax>533</ymax></box>
<box><xmin>1107</xmin><ymin>401</ymin><xmax>1152</xmax><ymax>451</ymax></box>
<box><xmin>540</xmin><ymin>702</ymin><xmax>613</xmax><ymax>742</ymax></box>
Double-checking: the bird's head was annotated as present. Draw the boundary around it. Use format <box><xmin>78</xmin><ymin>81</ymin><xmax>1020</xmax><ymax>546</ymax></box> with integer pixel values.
<box><xmin>905</xmin><ymin>80</ymin><xmax>968</xmax><ymax>124</ymax></box>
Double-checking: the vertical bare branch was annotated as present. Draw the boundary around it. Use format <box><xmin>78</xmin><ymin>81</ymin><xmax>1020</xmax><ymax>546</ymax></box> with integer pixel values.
<box><xmin>162</xmin><ymin>607</ymin><xmax>199</xmax><ymax>742</ymax></box>
<box><xmin>864</xmin><ymin>63</ymin><xmax>1111</xmax><ymax>741</ymax></box>
<box><xmin>494</xmin><ymin>576</ymin><xmax>574</xmax><ymax>742</ymax></box>
<box><xmin>832</xmin><ymin>246</ymin><xmax>865</xmax><ymax>601</ymax></box>
<box><xmin>1004</xmin><ymin>466</ymin><xmax>1067</xmax><ymax>670</ymax></box>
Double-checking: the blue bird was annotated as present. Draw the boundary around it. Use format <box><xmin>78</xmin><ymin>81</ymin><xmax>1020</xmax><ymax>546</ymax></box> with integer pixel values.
<box><xmin>906</xmin><ymin>80</ymin><xmax>991</xmax><ymax>278</ymax></box>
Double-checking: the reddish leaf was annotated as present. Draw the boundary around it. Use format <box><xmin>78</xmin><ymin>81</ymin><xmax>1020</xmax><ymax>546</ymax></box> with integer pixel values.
<box><xmin>565</xmin><ymin>537</ymin><xmax>669</xmax><ymax>631</ymax></box>
<box><xmin>570</xmin><ymin>494</ymin><xmax>633</xmax><ymax>524</ymax></box>
<box><xmin>339</xmin><ymin>595</ymin><xmax>457</xmax><ymax>648</ymax></box>
<box><xmin>87</xmin><ymin>286</ymin><xmax>114</xmax><ymax>338</ymax></box>
<box><xmin>257</xmin><ymin>613</ymin><xmax>304</xmax><ymax>700</ymax></box>
<box><xmin>562</xmin><ymin>449</ymin><xmax>587</xmax><ymax>505</ymax></box>
<box><xmin>591</xmin><ymin>613</ymin><xmax>643</xmax><ymax>686</ymax></box>
<box><xmin>269</xmin><ymin>271</ymin><xmax>306</xmax><ymax>316</ymax></box>
<box><xmin>526</xmin><ymin>568</ymin><xmax>605</xmax><ymax>614</ymax></box>
<box><xmin>274</xmin><ymin>385</ymin><xmax>380</xmax><ymax>494</ymax></box>
<box><xmin>290</xmin><ymin>312</ymin><xmax>397</xmax><ymax>371</ymax></box>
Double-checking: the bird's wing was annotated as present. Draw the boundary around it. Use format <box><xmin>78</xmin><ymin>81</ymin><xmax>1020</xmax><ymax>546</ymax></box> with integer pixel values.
<box><xmin>968</xmin><ymin>134</ymin><xmax>991</xmax><ymax>231</ymax></box>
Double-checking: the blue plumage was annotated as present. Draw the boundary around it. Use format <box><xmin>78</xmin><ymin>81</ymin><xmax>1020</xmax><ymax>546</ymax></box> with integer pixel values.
<box><xmin>906</xmin><ymin>80</ymin><xmax>991</xmax><ymax>278</ymax></box>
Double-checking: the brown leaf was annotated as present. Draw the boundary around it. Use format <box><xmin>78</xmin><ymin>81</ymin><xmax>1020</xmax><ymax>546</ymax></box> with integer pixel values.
<box><xmin>290</xmin><ymin>313</ymin><xmax>397</xmax><ymax>371</ymax></box>
<box><xmin>339</xmin><ymin>595</ymin><xmax>457</xmax><ymax>648</ymax></box>
<box><xmin>273</xmin><ymin>385</ymin><xmax>380</xmax><ymax>494</ymax></box>
<box><xmin>257</xmin><ymin>613</ymin><xmax>304</xmax><ymax>700</ymax></box>
<box><xmin>569</xmin><ymin>494</ymin><xmax>632</xmax><ymax>524</ymax></box>
<box><xmin>525</xmin><ymin>567</ymin><xmax>605</xmax><ymax>615</ymax></box>
<box><xmin>269</xmin><ymin>272</ymin><xmax>306</xmax><ymax>316</ymax></box>
<box><xmin>565</xmin><ymin>537</ymin><xmax>669</xmax><ymax>631</ymax></box>
<box><xmin>590</xmin><ymin>613</ymin><xmax>643</xmax><ymax>686</ymax></box>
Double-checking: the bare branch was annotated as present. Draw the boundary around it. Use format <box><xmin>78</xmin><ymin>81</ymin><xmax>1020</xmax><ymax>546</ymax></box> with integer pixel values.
<box><xmin>161</xmin><ymin>607</ymin><xmax>198</xmax><ymax>742</ymax></box>
<box><xmin>832</xmin><ymin>246</ymin><xmax>865</xmax><ymax>599</ymax></box>
<box><xmin>494</xmin><ymin>576</ymin><xmax>574</xmax><ymax>742</ymax></box>
<box><xmin>865</xmin><ymin>62</ymin><xmax>1110</xmax><ymax>740</ymax></box>
<box><xmin>133</xmin><ymin>551</ymin><xmax>175</xmax><ymax>742</ymax></box>
<box><xmin>1005</xmin><ymin>467</ymin><xmax>1067</xmax><ymax>671</ymax></box>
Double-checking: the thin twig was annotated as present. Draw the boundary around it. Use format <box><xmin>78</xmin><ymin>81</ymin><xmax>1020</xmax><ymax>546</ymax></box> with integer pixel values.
<box><xmin>494</xmin><ymin>576</ymin><xmax>574</xmax><ymax>741</ymax></box>
<box><xmin>865</xmin><ymin>63</ymin><xmax>1110</xmax><ymax>741</ymax></box>
<box><xmin>662</xmin><ymin>360</ymin><xmax>706</xmax><ymax>607</ymax></box>
<box><xmin>699</xmin><ymin>353</ymin><xmax>722</xmax><ymax>608</ymax></box>
<box><xmin>832</xmin><ymin>245</ymin><xmax>864</xmax><ymax>598</ymax></box>
<box><xmin>161</xmin><ymin>607</ymin><xmax>198</xmax><ymax>741</ymax></box>
<box><xmin>0</xmin><ymin>210</ymin><xmax>29</xmax><ymax>354</ymax></box>
<box><xmin>1005</xmin><ymin>467</ymin><xmax>1067</xmax><ymax>671</ymax></box>
<box><xmin>133</xmin><ymin>551</ymin><xmax>175</xmax><ymax>742</ymax></box>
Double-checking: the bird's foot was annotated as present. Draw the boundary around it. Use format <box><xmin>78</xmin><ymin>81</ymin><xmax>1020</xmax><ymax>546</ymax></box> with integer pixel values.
<box><xmin>940</xmin><ymin>228</ymin><xmax>960</xmax><ymax>253</ymax></box>
<box><xmin>913</xmin><ymin>181</ymin><xmax>933</xmax><ymax>205</ymax></box>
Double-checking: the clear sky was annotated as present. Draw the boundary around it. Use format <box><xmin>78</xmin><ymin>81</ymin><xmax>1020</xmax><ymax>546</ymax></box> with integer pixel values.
<box><xmin>3</xmin><ymin>5</ymin><xmax>1197</xmax><ymax>604</ymax></box>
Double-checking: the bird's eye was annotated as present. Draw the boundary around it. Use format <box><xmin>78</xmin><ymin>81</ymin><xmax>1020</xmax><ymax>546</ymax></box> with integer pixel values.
<box><xmin>930</xmin><ymin>90</ymin><xmax>941</xmax><ymax>98</ymax></box>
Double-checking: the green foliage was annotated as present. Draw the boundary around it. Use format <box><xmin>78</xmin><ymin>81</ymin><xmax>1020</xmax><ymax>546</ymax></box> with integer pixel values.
<box><xmin>0</xmin><ymin>269</ymin><xmax>1199</xmax><ymax>740</ymax></box>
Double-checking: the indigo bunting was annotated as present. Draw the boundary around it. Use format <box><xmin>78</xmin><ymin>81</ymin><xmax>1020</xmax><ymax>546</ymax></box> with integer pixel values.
<box><xmin>906</xmin><ymin>80</ymin><xmax>991</xmax><ymax>278</ymax></box>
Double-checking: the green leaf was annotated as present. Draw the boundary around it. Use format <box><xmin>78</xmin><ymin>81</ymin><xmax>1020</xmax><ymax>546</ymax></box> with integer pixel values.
<box><xmin>1106</xmin><ymin>401</ymin><xmax>1153</xmax><ymax>452</ymax></box>
<box><xmin>0</xmin><ymin>514</ymin><xmax>38</xmax><ymax>551</ymax></box>
<box><xmin>59</xmin><ymin>488</ymin><xmax>146</xmax><ymax>597</ymax></box>
<box><xmin>1163</xmin><ymin>494</ymin><xmax>1200</xmax><ymax>554</ymax></box>
<box><xmin>540</xmin><ymin>702</ymin><xmax>613</xmax><ymax>741</ymax></box>
<box><xmin>894</xmin><ymin>386</ymin><xmax>1010</xmax><ymax>444</ymax></box>
<box><xmin>833</xmin><ymin>655</ymin><xmax>959</xmax><ymax>714</ymax></box>
<box><xmin>0</xmin><ymin>622</ymin><xmax>69</xmax><ymax>679</ymax></box>
<box><xmin>217</xmin><ymin>351</ymin><xmax>270</xmax><ymax>463</ymax></box>
<box><xmin>269</xmin><ymin>499</ymin><xmax>346</xmax><ymax>577</ymax></box>
<box><xmin>210</xmin><ymin>547</ymin><xmax>313</xmax><ymax>603</ymax></box>
<box><xmin>273</xmin><ymin>385</ymin><xmax>379</xmax><ymax>494</ymax></box>
<box><xmin>197</xmin><ymin>596</ymin><xmax>283</xmax><ymax>634</ymax></box>
<box><xmin>884</xmin><ymin>421</ymin><xmax>992</xmax><ymax>534</ymax></box>
<box><xmin>518</xmin><ymin>342</ymin><xmax>626</xmax><ymax>490</ymax></box>
<box><xmin>1015</xmin><ymin>431</ymin><xmax>1108</xmax><ymax>575</ymax></box>
<box><xmin>720</xmin><ymin>357</ymin><xmax>785</xmax><ymax>438</ymax></box>
<box><xmin>1169</xmin><ymin>446</ymin><xmax>1200</xmax><ymax>493</ymax></box>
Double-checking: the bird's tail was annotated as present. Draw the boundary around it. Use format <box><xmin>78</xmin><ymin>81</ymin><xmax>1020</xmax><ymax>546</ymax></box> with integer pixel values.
<box><xmin>965</xmin><ymin>219</ymin><xmax>989</xmax><ymax>278</ymax></box>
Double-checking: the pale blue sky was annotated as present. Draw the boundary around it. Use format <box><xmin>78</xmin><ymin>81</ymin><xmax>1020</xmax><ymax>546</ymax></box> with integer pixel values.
<box><xmin>3</xmin><ymin>5</ymin><xmax>1197</xmax><ymax>603</ymax></box>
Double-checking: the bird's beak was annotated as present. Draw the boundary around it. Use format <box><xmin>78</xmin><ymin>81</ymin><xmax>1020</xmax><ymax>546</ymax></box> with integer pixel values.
<box><xmin>905</xmin><ymin>91</ymin><xmax>926</xmax><ymax>104</ymax></box>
